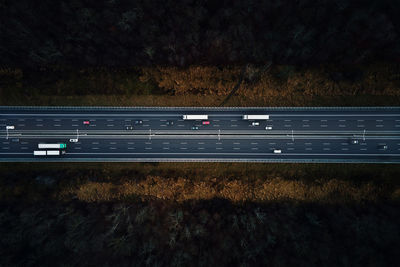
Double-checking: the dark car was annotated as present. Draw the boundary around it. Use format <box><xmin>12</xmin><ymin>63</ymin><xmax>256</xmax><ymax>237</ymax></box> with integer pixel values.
<box><xmin>378</xmin><ymin>145</ymin><xmax>388</xmax><ymax>150</ymax></box>
<box><xmin>134</xmin><ymin>120</ymin><xmax>143</xmax><ymax>125</ymax></box>
<box><xmin>166</xmin><ymin>121</ymin><xmax>174</xmax><ymax>126</ymax></box>
<box><xmin>126</xmin><ymin>126</ymin><xmax>133</xmax><ymax>130</ymax></box>
<box><xmin>191</xmin><ymin>126</ymin><xmax>199</xmax><ymax>130</ymax></box>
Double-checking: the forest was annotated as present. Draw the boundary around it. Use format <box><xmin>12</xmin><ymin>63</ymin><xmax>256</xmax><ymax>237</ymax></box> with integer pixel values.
<box><xmin>1</xmin><ymin>0</ymin><xmax>400</xmax><ymax>266</ymax></box>
<box><xmin>1</xmin><ymin>0</ymin><xmax>400</xmax><ymax>67</ymax></box>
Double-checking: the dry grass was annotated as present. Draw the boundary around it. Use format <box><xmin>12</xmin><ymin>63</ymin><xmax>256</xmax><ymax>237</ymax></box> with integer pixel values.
<box><xmin>1</xmin><ymin>62</ymin><xmax>399</xmax><ymax>107</ymax></box>
<box><xmin>60</xmin><ymin>176</ymin><xmax>386</xmax><ymax>204</ymax></box>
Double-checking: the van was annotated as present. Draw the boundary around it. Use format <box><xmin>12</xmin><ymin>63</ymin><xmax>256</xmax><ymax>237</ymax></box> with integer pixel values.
<box><xmin>273</xmin><ymin>149</ymin><xmax>282</xmax><ymax>154</ymax></box>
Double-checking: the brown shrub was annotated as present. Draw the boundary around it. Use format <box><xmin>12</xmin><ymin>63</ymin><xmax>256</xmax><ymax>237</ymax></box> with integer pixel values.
<box><xmin>69</xmin><ymin>176</ymin><xmax>385</xmax><ymax>203</ymax></box>
<box><xmin>140</xmin><ymin>63</ymin><xmax>400</xmax><ymax>98</ymax></box>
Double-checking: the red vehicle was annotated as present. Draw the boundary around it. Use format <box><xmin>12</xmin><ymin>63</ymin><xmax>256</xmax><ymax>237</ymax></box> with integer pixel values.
<box><xmin>83</xmin><ymin>121</ymin><xmax>90</xmax><ymax>125</ymax></box>
<box><xmin>202</xmin><ymin>121</ymin><xmax>210</xmax><ymax>125</ymax></box>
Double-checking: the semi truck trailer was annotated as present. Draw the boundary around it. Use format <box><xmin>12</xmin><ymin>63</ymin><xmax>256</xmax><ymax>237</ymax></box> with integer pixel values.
<box><xmin>38</xmin><ymin>143</ymin><xmax>67</xmax><ymax>149</ymax></box>
<box><xmin>34</xmin><ymin>150</ymin><xmax>66</xmax><ymax>156</ymax></box>
<box><xmin>182</xmin><ymin>115</ymin><xmax>208</xmax><ymax>120</ymax></box>
<box><xmin>242</xmin><ymin>115</ymin><xmax>269</xmax><ymax>120</ymax></box>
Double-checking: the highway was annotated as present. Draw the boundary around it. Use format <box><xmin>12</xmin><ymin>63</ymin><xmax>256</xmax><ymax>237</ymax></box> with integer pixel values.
<box><xmin>0</xmin><ymin>106</ymin><xmax>399</xmax><ymax>163</ymax></box>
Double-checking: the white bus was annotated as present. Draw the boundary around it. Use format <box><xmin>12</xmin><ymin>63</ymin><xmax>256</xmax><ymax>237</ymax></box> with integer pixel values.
<box><xmin>242</xmin><ymin>115</ymin><xmax>269</xmax><ymax>120</ymax></box>
<box><xmin>182</xmin><ymin>115</ymin><xmax>208</xmax><ymax>120</ymax></box>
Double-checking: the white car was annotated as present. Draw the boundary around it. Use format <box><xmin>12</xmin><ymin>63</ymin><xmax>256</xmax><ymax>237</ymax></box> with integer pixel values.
<box><xmin>251</xmin><ymin>122</ymin><xmax>260</xmax><ymax>126</ymax></box>
<box><xmin>69</xmin><ymin>139</ymin><xmax>78</xmax><ymax>143</ymax></box>
<box><xmin>6</xmin><ymin>125</ymin><xmax>15</xmax><ymax>130</ymax></box>
<box><xmin>273</xmin><ymin>149</ymin><xmax>282</xmax><ymax>154</ymax></box>
<box><xmin>265</xmin><ymin>126</ymin><xmax>272</xmax><ymax>130</ymax></box>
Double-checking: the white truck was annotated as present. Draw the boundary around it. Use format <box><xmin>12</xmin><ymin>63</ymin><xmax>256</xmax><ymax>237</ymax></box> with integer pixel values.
<box><xmin>182</xmin><ymin>115</ymin><xmax>208</xmax><ymax>120</ymax></box>
<box><xmin>38</xmin><ymin>143</ymin><xmax>67</xmax><ymax>149</ymax></box>
<box><xmin>34</xmin><ymin>150</ymin><xmax>66</xmax><ymax>156</ymax></box>
<box><xmin>242</xmin><ymin>115</ymin><xmax>269</xmax><ymax>120</ymax></box>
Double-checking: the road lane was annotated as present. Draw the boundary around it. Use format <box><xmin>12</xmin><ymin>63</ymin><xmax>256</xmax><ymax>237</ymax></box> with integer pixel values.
<box><xmin>0</xmin><ymin>106</ymin><xmax>399</xmax><ymax>162</ymax></box>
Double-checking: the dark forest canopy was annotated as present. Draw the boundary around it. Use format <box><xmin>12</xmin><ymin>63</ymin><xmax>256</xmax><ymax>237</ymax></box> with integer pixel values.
<box><xmin>1</xmin><ymin>0</ymin><xmax>400</xmax><ymax>67</ymax></box>
<box><xmin>1</xmin><ymin>201</ymin><xmax>399</xmax><ymax>266</ymax></box>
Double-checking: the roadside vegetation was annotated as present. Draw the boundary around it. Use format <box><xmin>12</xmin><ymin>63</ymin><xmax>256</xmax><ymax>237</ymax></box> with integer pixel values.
<box><xmin>1</xmin><ymin>62</ymin><xmax>399</xmax><ymax>107</ymax></box>
<box><xmin>0</xmin><ymin>162</ymin><xmax>399</xmax><ymax>266</ymax></box>
<box><xmin>1</xmin><ymin>162</ymin><xmax>400</xmax><ymax>204</ymax></box>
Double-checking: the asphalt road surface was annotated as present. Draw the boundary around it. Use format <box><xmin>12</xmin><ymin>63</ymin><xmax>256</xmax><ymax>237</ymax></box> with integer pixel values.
<box><xmin>0</xmin><ymin>106</ymin><xmax>399</xmax><ymax>163</ymax></box>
